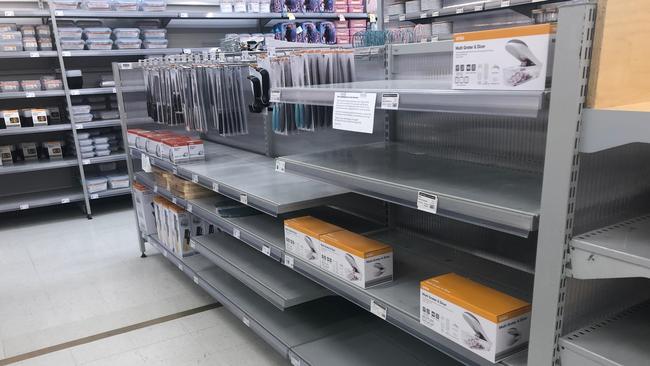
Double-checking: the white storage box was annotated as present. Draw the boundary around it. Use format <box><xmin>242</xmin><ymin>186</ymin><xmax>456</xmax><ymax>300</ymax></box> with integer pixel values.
<box><xmin>0</xmin><ymin>41</ymin><xmax>22</xmax><ymax>52</ymax></box>
<box><xmin>78</xmin><ymin>144</ymin><xmax>94</xmax><ymax>153</ymax></box>
<box><xmin>133</xmin><ymin>182</ymin><xmax>156</xmax><ymax>235</ymax></box>
<box><xmin>83</xmin><ymin>27</ymin><xmax>112</xmax><ymax>39</ymax></box>
<box><xmin>420</xmin><ymin>0</ymin><xmax>441</xmax><ymax>11</ymax></box>
<box><xmin>92</xmin><ymin>136</ymin><xmax>109</xmax><ymax>144</ymax></box>
<box><xmin>115</xmin><ymin>38</ymin><xmax>142</xmax><ymax>49</ymax></box>
<box><xmin>0</xmin><ymin>24</ymin><xmax>17</xmax><ymax>32</ymax></box>
<box><xmin>0</xmin><ymin>81</ymin><xmax>19</xmax><ymax>92</ymax></box>
<box><xmin>70</xmin><ymin>104</ymin><xmax>91</xmax><ymax>114</ymax></box>
<box><xmin>20</xmin><ymin>80</ymin><xmax>42</xmax><ymax>91</ymax></box>
<box><xmin>95</xmin><ymin>149</ymin><xmax>110</xmax><ymax>157</ymax></box>
<box><xmin>113</xmin><ymin>0</ymin><xmax>139</xmax><ymax>10</ymax></box>
<box><xmin>87</xmin><ymin>176</ymin><xmax>108</xmax><ymax>193</ymax></box>
<box><xmin>20</xmin><ymin>26</ymin><xmax>36</xmax><ymax>37</ymax></box>
<box><xmin>36</xmin><ymin>25</ymin><xmax>51</xmax><ymax>37</ymax></box>
<box><xmin>107</xmin><ymin>173</ymin><xmax>129</xmax><ymax>189</ymax></box>
<box><xmin>96</xmin><ymin>110</ymin><xmax>119</xmax><ymax>119</ymax></box>
<box><xmin>49</xmin><ymin>0</ymin><xmax>80</xmax><ymax>9</ymax></box>
<box><xmin>58</xmin><ymin>27</ymin><xmax>83</xmax><ymax>39</ymax></box>
<box><xmin>86</xmin><ymin>39</ymin><xmax>113</xmax><ymax>49</ymax></box>
<box><xmin>113</xmin><ymin>28</ymin><xmax>140</xmax><ymax>39</ymax></box>
<box><xmin>60</xmin><ymin>39</ymin><xmax>85</xmax><ymax>50</ymax></box>
<box><xmin>0</xmin><ymin>31</ymin><xmax>22</xmax><ymax>41</ymax></box>
<box><xmin>142</xmin><ymin>28</ymin><xmax>166</xmax><ymax>39</ymax></box>
<box><xmin>140</xmin><ymin>0</ymin><xmax>167</xmax><ymax>11</ymax></box>
<box><xmin>73</xmin><ymin>113</ymin><xmax>94</xmax><ymax>122</ymax></box>
<box><xmin>78</xmin><ymin>138</ymin><xmax>93</xmax><ymax>146</ymax></box>
<box><xmin>82</xmin><ymin>0</ymin><xmax>111</xmax><ymax>10</ymax></box>
<box><xmin>143</xmin><ymin>39</ymin><xmax>168</xmax><ymax>49</ymax></box>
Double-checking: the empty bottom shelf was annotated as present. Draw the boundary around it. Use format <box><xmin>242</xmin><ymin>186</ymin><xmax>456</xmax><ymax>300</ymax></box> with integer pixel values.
<box><xmin>0</xmin><ymin>187</ymin><xmax>84</xmax><ymax>213</ymax></box>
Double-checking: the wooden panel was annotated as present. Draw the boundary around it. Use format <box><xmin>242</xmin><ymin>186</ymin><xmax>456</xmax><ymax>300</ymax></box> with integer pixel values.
<box><xmin>587</xmin><ymin>0</ymin><xmax>650</xmax><ymax>111</ymax></box>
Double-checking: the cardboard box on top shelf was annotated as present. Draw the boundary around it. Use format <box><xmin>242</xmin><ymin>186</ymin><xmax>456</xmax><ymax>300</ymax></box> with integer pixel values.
<box><xmin>133</xmin><ymin>182</ymin><xmax>157</xmax><ymax>235</ymax></box>
<box><xmin>420</xmin><ymin>273</ymin><xmax>531</xmax><ymax>362</ymax></box>
<box><xmin>319</xmin><ymin>230</ymin><xmax>393</xmax><ymax>288</ymax></box>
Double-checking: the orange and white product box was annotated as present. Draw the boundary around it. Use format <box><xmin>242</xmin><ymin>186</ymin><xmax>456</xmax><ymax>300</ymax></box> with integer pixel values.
<box><xmin>161</xmin><ymin>137</ymin><xmax>190</xmax><ymax>164</ymax></box>
<box><xmin>127</xmin><ymin>129</ymin><xmax>146</xmax><ymax>147</ymax></box>
<box><xmin>133</xmin><ymin>182</ymin><xmax>156</xmax><ymax>235</ymax></box>
<box><xmin>319</xmin><ymin>230</ymin><xmax>393</xmax><ymax>288</ymax></box>
<box><xmin>420</xmin><ymin>273</ymin><xmax>531</xmax><ymax>362</ymax></box>
<box><xmin>452</xmin><ymin>24</ymin><xmax>555</xmax><ymax>91</ymax></box>
<box><xmin>284</xmin><ymin>216</ymin><xmax>343</xmax><ymax>267</ymax></box>
<box><xmin>166</xmin><ymin>203</ymin><xmax>194</xmax><ymax>258</ymax></box>
<box><xmin>187</xmin><ymin>139</ymin><xmax>204</xmax><ymax>160</ymax></box>
<box><xmin>153</xmin><ymin>196</ymin><xmax>169</xmax><ymax>245</ymax></box>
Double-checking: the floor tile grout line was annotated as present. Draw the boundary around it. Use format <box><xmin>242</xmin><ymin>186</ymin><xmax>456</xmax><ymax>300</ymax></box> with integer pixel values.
<box><xmin>0</xmin><ymin>303</ymin><xmax>221</xmax><ymax>366</ymax></box>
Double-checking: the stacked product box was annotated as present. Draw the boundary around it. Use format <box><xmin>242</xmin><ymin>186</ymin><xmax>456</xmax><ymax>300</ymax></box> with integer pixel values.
<box><xmin>0</xmin><ymin>140</ymin><xmax>65</xmax><ymax>165</ymax></box>
<box><xmin>152</xmin><ymin>196</ymin><xmax>212</xmax><ymax>258</ymax></box>
<box><xmin>284</xmin><ymin>216</ymin><xmax>394</xmax><ymax>288</ymax></box>
<box><xmin>68</xmin><ymin>128</ymin><xmax>122</xmax><ymax>159</ymax></box>
<box><xmin>419</xmin><ymin>273</ymin><xmax>532</xmax><ymax>362</ymax></box>
<box><xmin>128</xmin><ymin>129</ymin><xmax>205</xmax><ymax>164</ymax></box>
<box><xmin>151</xmin><ymin>166</ymin><xmax>212</xmax><ymax>199</ymax></box>
<box><xmin>133</xmin><ymin>182</ymin><xmax>157</xmax><ymax>235</ymax></box>
<box><xmin>51</xmin><ymin>0</ymin><xmax>168</xmax><ymax>11</ymax></box>
<box><xmin>113</xmin><ymin>27</ymin><xmax>142</xmax><ymax>49</ymax></box>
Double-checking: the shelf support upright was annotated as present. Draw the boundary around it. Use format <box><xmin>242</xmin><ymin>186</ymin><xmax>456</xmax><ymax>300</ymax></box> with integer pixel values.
<box><xmin>49</xmin><ymin>6</ymin><xmax>94</xmax><ymax>219</ymax></box>
<box><xmin>527</xmin><ymin>2</ymin><xmax>596</xmax><ymax>365</ymax></box>
<box><xmin>113</xmin><ymin>62</ymin><xmax>147</xmax><ymax>257</ymax></box>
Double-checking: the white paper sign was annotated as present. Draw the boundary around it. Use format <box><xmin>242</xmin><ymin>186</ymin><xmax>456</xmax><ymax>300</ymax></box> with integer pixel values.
<box><xmin>380</xmin><ymin>93</ymin><xmax>399</xmax><ymax>110</ymax></box>
<box><xmin>262</xmin><ymin>245</ymin><xmax>271</xmax><ymax>256</ymax></box>
<box><xmin>275</xmin><ymin>160</ymin><xmax>285</xmax><ymax>173</ymax></box>
<box><xmin>332</xmin><ymin>92</ymin><xmax>376</xmax><ymax>134</ymax></box>
<box><xmin>283</xmin><ymin>255</ymin><xmax>294</xmax><ymax>269</ymax></box>
<box><xmin>239</xmin><ymin>194</ymin><xmax>247</xmax><ymax>205</ymax></box>
<box><xmin>141</xmin><ymin>155</ymin><xmax>152</xmax><ymax>172</ymax></box>
<box><xmin>61</xmin><ymin>198</ymin><xmax>70</xmax><ymax>204</ymax></box>
<box><xmin>233</xmin><ymin>228</ymin><xmax>241</xmax><ymax>239</ymax></box>
<box><xmin>269</xmin><ymin>90</ymin><xmax>281</xmax><ymax>103</ymax></box>
<box><xmin>193</xmin><ymin>276</ymin><xmax>199</xmax><ymax>284</ymax></box>
<box><xmin>212</xmin><ymin>182</ymin><xmax>219</xmax><ymax>192</ymax></box>
<box><xmin>192</xmin><ymin>174</ymin><xmax>199</xmax><ymax>183</ymax></box>
<box><xmin>417</xmin><ymin>191</ymin><xmax>438</xmax><ymax>214</ymax></box>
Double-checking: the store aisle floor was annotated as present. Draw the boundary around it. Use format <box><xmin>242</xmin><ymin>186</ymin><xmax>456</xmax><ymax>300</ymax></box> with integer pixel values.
<box><xmin>0</xmin><ymin>200</ymin><xmax>288</xmax><ymax>365</ymax></box>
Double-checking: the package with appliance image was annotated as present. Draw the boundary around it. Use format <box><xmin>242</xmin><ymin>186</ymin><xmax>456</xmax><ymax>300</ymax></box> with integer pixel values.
<box><xmin>452</xmin><ymin>24</ymin><xmax>555</xmax><ymax>91</ymax></box>
<box><xmin>2</xmin><ymin>110</ymin><xmax>21</xmax><ymax>128</ymax></box>
<box><xmin>166</xmin><ymin>203</ymin><xmax>194</xmax><ymax>258</ymax></box>
<box><xmin>420</xmin><ymin>273</ymin><xmax>531</xmax><ymax>362</ymax></box>
<box><xmin>284</xmin><ymin>216</ymin><xmax>343</xmax><ymax>267</ymax></box>
<box><xmin>0</xmin><ymin>145</ymin><xmax>14</xmax><ymax>164</ymax></box>
<box><xmin>19</xmin><ymin>142</ymin><xmax>38</xmax><ymax>161</ymax></box>
<box><xmin>153</xmin><ymin>196</ymin><xmax>169</xmax><ymax>245</ymax></box>
<box><xmin>319</xmin><ymin>230</ymin><xmax>393</xmax><ymax>288</ymax></box>
<box><xmin>134</xmin><ymin>182</ymin><xmax>157</xmax><ymax>235</ymax></box>
<box><xmin>29</xmin><ymin>109</ymin><xmax>49</xmax><ymax>126</ymax></box>
<box><xmin>42</xmin><ymin>141</ymin><xmax>63</xmax><ymax>160</ymax></box>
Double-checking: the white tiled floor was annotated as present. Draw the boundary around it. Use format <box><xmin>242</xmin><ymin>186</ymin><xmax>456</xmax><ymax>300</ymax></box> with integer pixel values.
<box><xmin>0</xmin><ymin>201</ymin><xmax>288</xmax><ymax>365</ymax></box>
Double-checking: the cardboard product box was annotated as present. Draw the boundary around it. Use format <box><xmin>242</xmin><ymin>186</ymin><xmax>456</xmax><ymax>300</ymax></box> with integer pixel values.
<box><xmin>349</xmin><ymin>19</ymin><xmax>367</xmax><ymax>28</ymax></box>
<box><xmin>387</xmin><ymin>3</ymin><xmax>405</xmax><ymax>15</ymax></box>
<box><xmin>134</xmin><ymin>182</ymin><xmax>157</xmax><ymax>235</ymax></box>
<box><xmin>159</xmin><ymin>137</ymin><xmax>190</xmax><ymax>164</ymax></box>
<box><xmin>127</xmin><ymin>129</ymin><xmax>147</xmax><ymax>147</ymax></box>
<box><xmin>30</xmin><ymin>109</ymin><xmax>48</xmax><ymax>126</ymax></box>
<box><xmin>42</xmin><ymin>141</ymin><xmax>63</xmax><ymax>160</ymax></box>
<box><xmin>187</xmin><ymin>139</ymin><xmax>204</xmax><ymax>161</ymax></box>
<box><xmin>167</xmin><ymin>203</ymin><xmax>194</xmax><ymax>258</ymax></box>
<box><xmin>347</xmin><ymin>4</ymin><xmax>364</xmax><ymax>13</ymax></box>
<box><xmin>20</xmin><ymin>142</ymin><xmax>38</xmax><ymax>161</ymax></box>
<box><xmin>420</xmin><ymin>273</ymin><xmax>531</xmax><ymax>362</ymax></box>
<box><xmin>2</xmin><ymin>110</ymin><xmax>21</xmax><ymax>128</ymax></box>
<box><xmin>452</xmin><ymin>24</ymin><xmax>555</xmax><ymax>91</ymax></box>
<box><xmin>333</xmin><ymin>4</ymin><xmax>348</xmax><ymax>13</ymax></box>
<box><xmin>334</xmin><ymin>20</ymin><xmax>349</xmax><ymax>29</ymax></box>
<box><xmin>153</xmin><ymin>196</ymin><xmax>169</xmax><ymax>244</ymax></box>
<box><xmin>319</xmin><ymin>230</ymin><xmax>393</xmax><ymax>288</ymax></box>
<box><xmin>284</xmin><ymin>216</ymin><xmax>344</xmax><ymax>267</ymax></box>
<box><xmin>0</xmin><ymin>145</ymin><xmax>13</xmax><ymax>165</ymax></box>
<box><xmin>153</xmin><ymin>167</ymin><xmax>173</xmax><ymax>190</ymax></box>
<box><xmin>405</xmin><ymin>0</ymin><xmax>420</xmax><ymax>13</ymax></box>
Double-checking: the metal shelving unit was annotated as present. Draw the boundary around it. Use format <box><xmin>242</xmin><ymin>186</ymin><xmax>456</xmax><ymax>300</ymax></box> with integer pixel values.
<box><xmin>273</xmin><ymin>79</ymin><xmax>546</xmax><ymax>118</ymax></box>
<box><xmin>569</xmin><ymin>215</ymin><xmax>650</xmax><ymax>280</ymax></box>
<box><xmin>74</xmin><ymin>119</ymin><xmax>121</xmax><ymax>129</ymax></box>
<box><xmin>69</xmin><ymin>87</ymin><xmax>116</xmax><ymax>96</ymax></box>
<box><xmin>279</xmin><ymin>142</ymin><xmax>541</xmax><ymax>236</ymax></box>
<box><xmin>559</xmin><ymin>301</ymin><xmax>650</xmax><ymax>366</ymax></box>
<box><xmin>0</xmin><ymin>90</ymin><xmax>65</xmax><ymax>99</ymax></box>
<box><xmin>579</xmin><ymin>108</ymin><xmax>650</xmax><ymax>153</ymax></box>
<box><xmin>191</xmin><ymin>233</ymin><xmax>330</xmax><ymax>309</ymax></box>
<box><xmin>82</xmin><ymin>152</ymin><xmax>127</xmax><ymax>165</ymax></box>
<box><xmin>91</xmin><ymin>187</ymin><xmax>131</xmax><ymax>199</ymax></box>
<box><xmin>0</xmin><ymin>50</ymin><xmax>58</xmax><ymax>58</ymax></box>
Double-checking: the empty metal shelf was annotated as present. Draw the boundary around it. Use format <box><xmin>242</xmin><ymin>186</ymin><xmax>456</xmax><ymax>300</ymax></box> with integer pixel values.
<box><xmin>0</xmin><ymin>157</ymin><xmax>79</xmax><ymax>175</ymax></box>
<box><xmin>0</xmin><ymin>124</ymin><xmax>71</xmax><ymax>136</ymax></box>
<box><xmin>83</xmin><ymin>153</ymin><xmax>126</xmax><ymax>165</ymax></box>
<box><xmin>192</xmin><ymin>233</ymin><xmax>329</xmax><ymax>309</ymax></box>
<box><xmin>570</xmin><ymin>215</ymin><xmax>650</xmax><ymax>279</ymax></box>
<box><xmin>560</xmin><ymin>301</ymin><xmax>650</xmax><ymax>366</ymax></box>
<box><xmin>0</xmin><ymin>90</ymin><xmax>65</xmax><ymax>99</ymax></box>
<box><xmin>280</xmin><ymin>142</ymin><xmax>541</xmax><ymax>236</ymax></box>
<box><xmin>0</xmin><ymin>187</ymin><xmax>84</xmax><ymax>213</ymax></box>
<box><xmin>273</xmin><ymin>79</ymin><xmax>546</xmax><ymax>118</ymax></box>
<box><xmin>288</xmin><ymin>228</ymin><xmax>533</xmax><ymax>366</ymax></box>
<box><xmin>92</xmin><ymin>187</ymin><xmax>131</xmax><ymax>199</ymax></box>
<box><xmin>74</xmin><ymin>119</ymin><xmax>121</xmax><ymax>129</ymax></box>
<box><xmin>580</xmin><ymin>108</ymin><xmax>650</xmax><ymax>153</ymax></box>
<box><xmin>0</xmin><ymin>51</ymin><xmax>58</xmax><ymax>58</ymax></box>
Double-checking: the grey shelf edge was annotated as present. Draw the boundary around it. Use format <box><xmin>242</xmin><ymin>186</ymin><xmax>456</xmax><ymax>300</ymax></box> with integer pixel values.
<box><xmin>134</xmin><ymin>171</ymin><xmax>282</xmax><ymax>261</ymax></box>
<box><xmin>91</xmin><ymin>187</ymin><xmax>131</xmax><ymax>199</ymax></box>
<box><xmin>0</xmin><ymin>124</ymin><xmax>71</xmax><ymax>136</ymax></box>
<box><xmin>70</xmin><ymin>87</ymin><xmax>115</xmax><ymax>95</ymax></box>
<box><xmin>0</xmin><ymin>90</ymin><xmax>65</xmax><ymax>99</ymax></box>
<box><xmin>191</xmin><ymin>233</ymin><xmax>330</xmax><ymax>310</ymax></box>
<box><xmin>0</xmin><ymin>50</ymin><xmax>58</xmax><ymax>58</ymax></box>
<box><xmin>0</xmin><ymin>9</ymin><xmax>50</xmax><ymax>17</ymax></box>
<box><xmin>385</xmin><ymin>0</ymin><xmax>559</xmax><ymax>22</ymax></box>
<box><xmin>272</xmin><ymin>80</ymin><xmax>546</xmax><ymax>118</ymax></box>
<box><xmin>579</xmin><ymin>108</ymin><xmax>650</xmax><ymax>153</ymax></box>
<box><xmin>83</xmin><ymin>153</ymin><xmax>127</xmax><ymax>165</ymax></box>
<box><xmin>0</xmin><ymin>158</ymin><xmax>78</xmax><ymax>175</ymax></box>
<box><xmin>0</xmin><ymin>187</ymin><xmax>84</xmax><ymax>213</ymax></box>
<box><xmin>569</xmin><ymin>214</ymin><xmax>650</xmax><ymax>280</ymax></box>
<box><xmin>278</xmin><ymin>144</ymin><xmax>540</xmax><ymax>237</ymax></box>
<box><xmin>53</xmin><ymin>9</ymin><xmax>368</xmax><ymax>19</ymax></box>
<box><xmin>130</xmin><ymin>146</ymin><xmax>347</xmax><ymax>216</ymax></box>
<box><xmin>559</xmin><ymin>301</ymin><xmax>650</xmax><ymax>366</ymax></box>
<box><xmin>75</xmin><ymin>119</ymin><xmax>121</xmax><ymax>129</ymax></box>
<box><xmin>62</xmin><ymin>47</ymin><xmax>220</xmax><ymax>57</ymax></box>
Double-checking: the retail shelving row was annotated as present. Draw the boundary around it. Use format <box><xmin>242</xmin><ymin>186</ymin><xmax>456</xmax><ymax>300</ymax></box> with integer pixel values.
<box><xmin>0</xmin><ymin>90</ymin><xmax>65</xmax><ymax>99</ymax></box>
<box><xmin>144</xmin><ymin>233</ymin><xmax>469</xmax><ymax>366</ymax></box>
<box><xmin>569</xmin><ymin>214</ymin><xmax>650</xmax><ymax>280</ymax></box>
<box><xmin>559</xmin><ymin>301</ymin><xmax>650</xmax><ymax>366</ymax></box>
<box><xmin>0</xmin><ymin>187</ymin><xmax>84</xmax><ymax>213</ymax></box>
<box><xmin>278</xmin><ymin>142</ymin><xmax>541</xmax><ymax>237</ymax></box>
<box><xmin>383</xmin><ymin>0</ymin><xmax>560</xmax><ymax>23</ymax></box>
<box><xmin>272</xmin><ymin>79</ymin><xmax>546</xmax><ymax>118</ymax></box>
<box><xmin>0</xmin><ymin>50</ymin><xmax>58</xmax><ymax>58</ymax></box>
<box><xmin>130</xmin><ymin>142</ymin><xmax>348</xmax><ymax>216</ymax></box>
<box><xmin>51</xmin><ymin>9</ymin><xmax>368</xmax><ymax>19</ymax></box>
<box><xmin>133</xmin><ymin>169</ymin><xmax>532</xmax><ymax>366</ymax></box>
